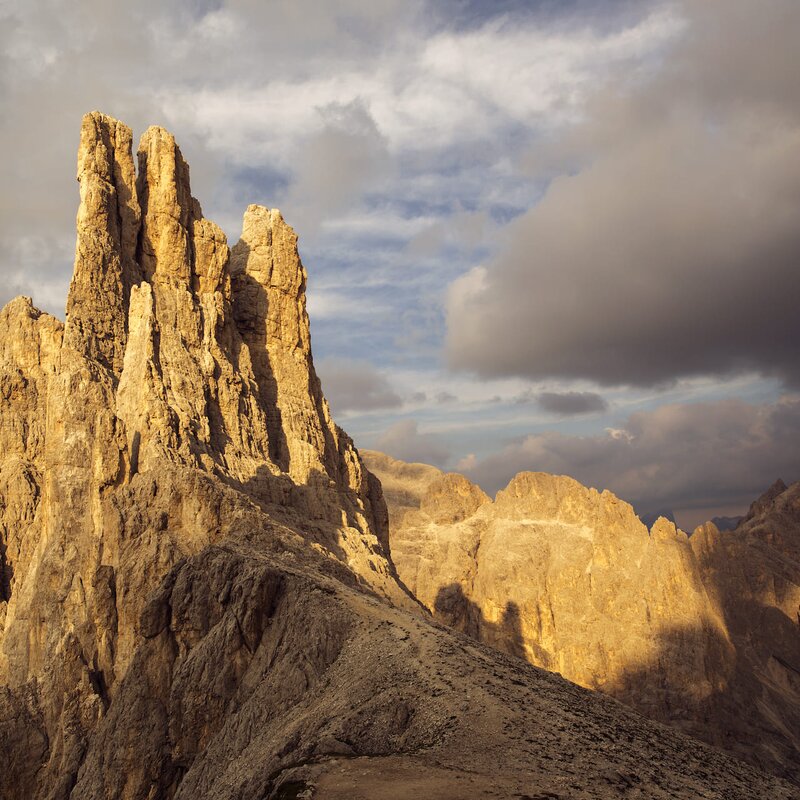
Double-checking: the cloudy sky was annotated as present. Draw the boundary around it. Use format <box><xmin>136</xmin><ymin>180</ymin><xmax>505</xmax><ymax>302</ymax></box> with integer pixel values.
<box><xmin>2</xmin><ymin>0</ymin><xmax>799</xmax><ymax>528</ymax></box>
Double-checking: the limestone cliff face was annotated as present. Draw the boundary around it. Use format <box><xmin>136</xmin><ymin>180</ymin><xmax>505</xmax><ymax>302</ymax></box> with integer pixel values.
<box><xmin>363</xmin><ymin>450</ymin><xmax>800</xmax><ymax>784</ymax></box>
<box><xmin>0</xmin><ymin>112</ymin><xmax>401</xmax><ymax>796</ymax></box>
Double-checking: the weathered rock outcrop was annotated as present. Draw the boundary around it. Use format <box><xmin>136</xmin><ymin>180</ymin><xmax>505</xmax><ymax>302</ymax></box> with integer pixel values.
<box><xmin>363</xmin><ymin>450</ymin><xmax>800</xmax><ymax>784</ymax></box>
<box><xmin>0</xmin><ymin>111</ymin><xmax>401</xmax><ymax>797</ymax></box>
<box><xmin>0</xmin><ymin>113</ymin><xmax>795</xmax><ymax>799</ymax></box>
<box><xmin>0</xmin><ymin>110</ymin><xmax>402</xmax><ymax>679</ymax></box>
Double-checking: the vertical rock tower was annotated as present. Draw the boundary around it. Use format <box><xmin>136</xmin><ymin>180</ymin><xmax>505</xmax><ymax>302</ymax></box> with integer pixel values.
<box><xmin>0</xmin><ymin>112</ymin><xmax>401</xmax><ymax>783</ymax></box>
<box><xmin>62</xmin><ymin>111</ymin><xmax>379</xmax><ymax>519</ymax></box>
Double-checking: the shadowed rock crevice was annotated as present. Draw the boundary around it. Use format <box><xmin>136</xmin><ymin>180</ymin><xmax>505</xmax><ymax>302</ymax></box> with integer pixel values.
<box><xmin>0</xmin><ymin>550</ymin><xmax>10</xmax><ymax>604</ymax></box>
<box><xmin>0</xmin><ymin>501</ymin><xmax>13</xmax><ymax>605</ymax></box>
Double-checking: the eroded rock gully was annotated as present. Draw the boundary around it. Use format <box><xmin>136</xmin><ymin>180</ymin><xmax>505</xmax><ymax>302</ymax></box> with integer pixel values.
<box><xmin>0</xmin><ymin>113</ymin><xmax>796</xmax><ymax>799</ymax></box>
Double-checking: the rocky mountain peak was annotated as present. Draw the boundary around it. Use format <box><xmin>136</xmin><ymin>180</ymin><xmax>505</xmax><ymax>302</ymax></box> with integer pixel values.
<box><xmin>0</xmin><ymin>110</ymin><xmax>406</xmax><ymax>695</ymax></box>
<box><xmin>741</xmin><ymin>477</ymin><xmax>789</xmax><ymax>524</ymax></box>
<box><xmin>57</xmin><ymin>112</ymin><xmax>386</xmax><ymax>550</ymax></box>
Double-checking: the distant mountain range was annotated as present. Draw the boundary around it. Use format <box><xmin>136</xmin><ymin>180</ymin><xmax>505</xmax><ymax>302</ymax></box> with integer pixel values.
<box><xmin>710</xmin><ymin>515</ymin><xmax>744</xmax><ymax>531</ymax></box>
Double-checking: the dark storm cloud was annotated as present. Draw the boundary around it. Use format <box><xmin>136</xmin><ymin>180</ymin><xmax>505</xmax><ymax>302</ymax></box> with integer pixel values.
<box><xmin>536</xmin><ymin>391</ymin><xmax>608</xmax><ymax>415</ymax></box>
<box><xmin>462</xmin><ymin>396</ymin><xmax>800</xmax><ymax>520</ymax></box>
<box><xmin>512</xmin><ymin>387</ymin><xmax>608</xmax><ymax>413</ymax></box>
<box><xmin>316</xmin><ymin>358</ymin><xmax>403</xmax><ymax>414</ymax></box>
<box><xmin>446</xmin><ymin>0</ymin><xmax>800</xmax><ymax>388</ymax></box>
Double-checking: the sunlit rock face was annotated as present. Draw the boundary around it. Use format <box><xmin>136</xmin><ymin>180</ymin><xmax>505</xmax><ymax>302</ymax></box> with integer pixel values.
<box><xmin>0</xmin><ymin>111</ymin><xmax>402</xmax><ymax>795</ymax></box>
<box><xmin>364</xmin><ymin>450</ymin><xmax>800</xmax><ymax>784</ymax></box>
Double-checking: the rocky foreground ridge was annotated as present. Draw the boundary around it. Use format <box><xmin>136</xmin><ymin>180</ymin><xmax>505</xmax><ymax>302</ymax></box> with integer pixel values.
<box><xmin>0</xmin><ymin>112</ymin><xmax>796</xmax><ymax>799</ymax></box>
<box><xmin>364</xmin><ymin>450</ymin><xmax>800</xmax><ymax>785</ymax></box>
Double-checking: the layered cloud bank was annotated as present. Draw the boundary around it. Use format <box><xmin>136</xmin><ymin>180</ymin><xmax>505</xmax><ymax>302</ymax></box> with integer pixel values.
<box><xmin>446</xmin><ymin>0</ymin><xmax>800</xmax><ymax>388</ymax></box>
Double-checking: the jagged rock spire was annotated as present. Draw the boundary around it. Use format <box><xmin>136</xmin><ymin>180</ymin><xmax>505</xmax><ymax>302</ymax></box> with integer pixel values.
<box><xmin>231</xmin><ymin>205</ymin><xmax>341</xmax><ymax>485</ymax></box>
<box><xmin>0</xmin><ymin>115</ymin><xmax>404</xmax><ymax>779</ymax></box>
<box><xmin>65</xmin><ymin>111</ymin><xmax>141</xmax><ymax>374</ymax></box>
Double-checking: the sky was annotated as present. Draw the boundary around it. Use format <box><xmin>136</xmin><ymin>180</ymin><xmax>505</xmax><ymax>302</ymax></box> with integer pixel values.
<box><xmin>2</xmin><ymin>0</ymin><xmax>799</xmax><ymax>529</ymax></box>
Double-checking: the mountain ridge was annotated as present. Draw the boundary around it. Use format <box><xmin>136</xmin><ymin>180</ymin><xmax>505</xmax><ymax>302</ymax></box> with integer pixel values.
<box><xmin>363</xmin><ymin>449</ymin><xmax>800</xmax><ymax>783</ymax></box>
